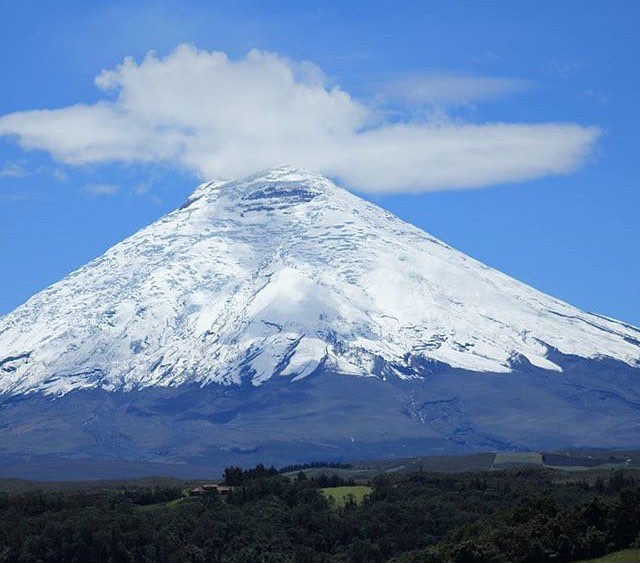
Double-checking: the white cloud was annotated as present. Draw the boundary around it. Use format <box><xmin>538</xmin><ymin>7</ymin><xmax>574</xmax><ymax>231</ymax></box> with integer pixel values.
<box><xmin>323</xmin><ymin>122</ymin><xmax>599</xmax><ymax>192</ymax></box>
<box><xmin>383</xmin><ymin>74</ymin><xmax>531</xmax><ymax>105</ymax></box>
<box><xmin>0</xmin><ymin>45</ymin><xmax>599</xmax><ymax>193</ymax></box>
<box><xmin>84</xmin><ymin>183</ymin><xmax>120</xmax><ymax>196</ymax></box>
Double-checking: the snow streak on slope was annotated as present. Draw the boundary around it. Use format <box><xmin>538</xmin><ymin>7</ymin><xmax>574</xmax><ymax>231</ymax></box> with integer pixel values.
<box><xmin>0</xmin><ymin>166</ymin><xmax>638</xmax><ymax>395</ymax></box>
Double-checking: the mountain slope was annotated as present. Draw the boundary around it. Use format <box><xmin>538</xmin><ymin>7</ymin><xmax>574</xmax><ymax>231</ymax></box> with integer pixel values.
<box><xmin>1</xmin><ymin>166</ymin><xmax>640</xmax><ymax>476</ymax></box>
<box><xmin>0</xmin><ymin>166</ymin><xmax>639</xmax><ymax>398</ymax></box>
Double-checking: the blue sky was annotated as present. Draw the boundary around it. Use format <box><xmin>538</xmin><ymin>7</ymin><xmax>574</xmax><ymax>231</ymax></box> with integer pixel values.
<box><xmin>0</xmin><ymin>0</ymin><xmax>638</xmax><ymax>324</ymax></box>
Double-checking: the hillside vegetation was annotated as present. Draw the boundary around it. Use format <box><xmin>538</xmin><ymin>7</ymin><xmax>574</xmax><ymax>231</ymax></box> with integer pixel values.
<box><xmin>0</xmin><ymin>465</ymin><xmax>639</xmax><ymax>562</ymax></box>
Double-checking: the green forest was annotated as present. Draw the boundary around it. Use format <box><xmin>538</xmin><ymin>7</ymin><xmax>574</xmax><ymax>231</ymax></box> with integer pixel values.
<box><xmin>0</xmin><ymin>465</ymin><xmax>639</xmax><ymax>562</ymax></box>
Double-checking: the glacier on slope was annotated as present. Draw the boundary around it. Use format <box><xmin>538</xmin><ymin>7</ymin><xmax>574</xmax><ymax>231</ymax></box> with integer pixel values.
<box><xmin>0</xmin><ymin>166</ymin><xmax>638</xmax><ymax>397</ymax></box>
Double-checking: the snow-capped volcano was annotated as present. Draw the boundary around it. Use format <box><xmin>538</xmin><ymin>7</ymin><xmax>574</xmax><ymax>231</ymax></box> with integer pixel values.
<box><xmin>1</xmin><ymin>166</ymin><xmax>638</xmax><ymax>397</ymax></box>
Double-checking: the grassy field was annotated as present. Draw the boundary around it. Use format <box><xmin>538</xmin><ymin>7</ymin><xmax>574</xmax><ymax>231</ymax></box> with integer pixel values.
<box><xmin>353</xmin><ymin>452</ymin><xmax>496</xmax><ymax>473</ymax></box>
<box><xmin>286</xmin><ymin>450</ymin><xmax>638</xmax><ymax>480</ymax></box>
<box><xmin>321</xmin><ymin>485</ymin><xmax>372</xmax><ymax>508</ymax></box>
<box><xmin>493</xmin><ymin>452</ymin><xmax>543</xmax><ymax>466</ymax></box>
<box><xmin>578</xmin><ymin>548</ymin><xmax>640</xmax><ymax>562</ymax></box>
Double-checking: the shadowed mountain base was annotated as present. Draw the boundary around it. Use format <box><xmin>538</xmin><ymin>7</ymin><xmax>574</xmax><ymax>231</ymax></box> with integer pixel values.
<box><xmin>1</xmin><ymin>355</ymin><xmax>638</xmax><ymax>479</ymax></box>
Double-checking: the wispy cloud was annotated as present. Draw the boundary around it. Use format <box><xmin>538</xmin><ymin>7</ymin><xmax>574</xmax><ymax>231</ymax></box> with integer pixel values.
<box><xmin>0</xmin><ymin>186</ymin><xmax>34</xmax><ymax>203</ymax></box>
<box><xmin>0</xmin><ymin>194</ymin><xmax>30</xmax><ymax>203</ymax></box>
<box><xmin>0</xmin><ymin>161</ymin><xmax>27</xmax><ymax>178</ymax></box>
<box><xmin>83</xmin><ymin>183</ymin><xmax>120</xmax><ymax>196</ymax></box>
<box><xmin>383</xmin><ymin>74</ymin><xmax>531</xmax><ymax>106</ymax></box>
<box><xmin>131</xmin><ymin>180</ymin><xmax>152</xmax><ymax>196</ymax></box>
<box><xmin>51</xmin><ymin>168</ymin><xmax>68</xmax><ymax>182</ymax></box>
<box><xmin>548</xmin><ymin>59</ymin><xmax>584</xmax><ymax>79</ymax></box>
<box><xmin>469</xmin><ymin>51</ymin><xmax>501</xmax><ymax>65</ymax></box>
<box><xmin>0</xmin><ymin>45</ymin><xmax>599</xmax><ymax>194</ymax></box>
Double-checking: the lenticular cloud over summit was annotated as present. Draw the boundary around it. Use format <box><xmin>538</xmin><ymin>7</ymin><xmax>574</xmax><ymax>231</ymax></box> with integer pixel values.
<box><xmin>0</xmin><ymin>45</ymin><xmax>598</xmax><ymax>193</ymax></box>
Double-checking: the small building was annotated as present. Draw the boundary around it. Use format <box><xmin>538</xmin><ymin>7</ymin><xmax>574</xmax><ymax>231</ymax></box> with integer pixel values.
<box><xmin>189</xmin><ymin>484</ymin><xmax>233</xmax><ymax>496</ymax></box>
